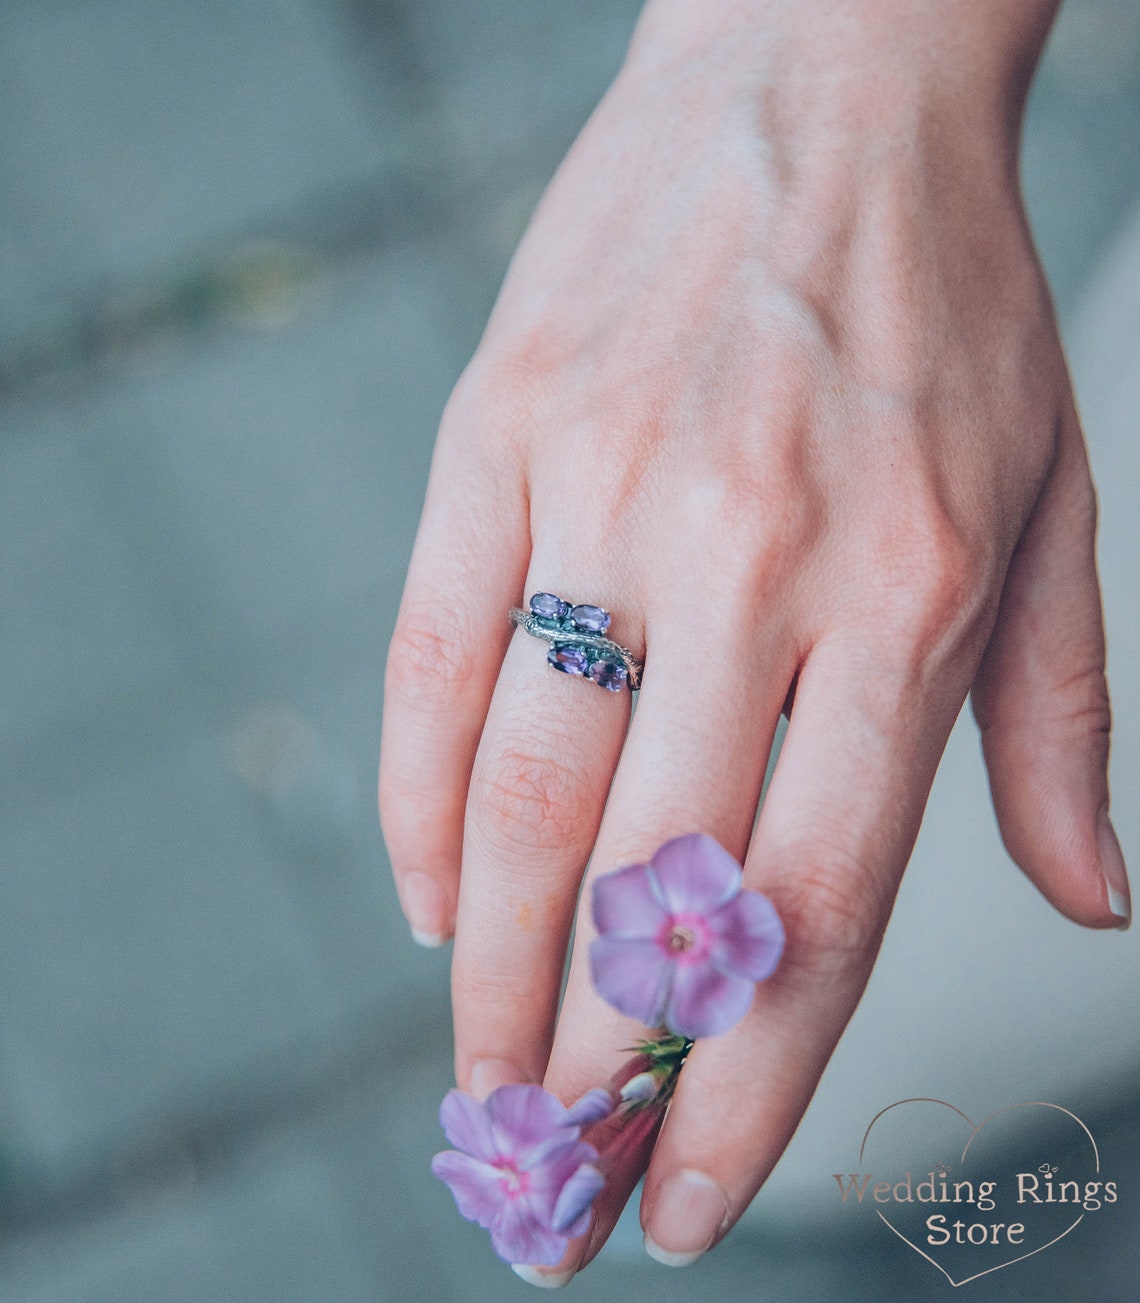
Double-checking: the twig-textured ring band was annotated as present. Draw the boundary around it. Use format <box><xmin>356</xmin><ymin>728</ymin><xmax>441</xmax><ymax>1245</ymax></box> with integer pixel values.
<box><xmin>509</xmin><ymin>593</ymin><xmax>643</xmax><ymax>692</ymax></box>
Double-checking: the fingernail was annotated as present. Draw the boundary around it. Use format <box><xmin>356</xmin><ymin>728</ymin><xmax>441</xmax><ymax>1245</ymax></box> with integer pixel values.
<box><xmin>410</xmin><ymin>928</ymin><xmax>447</xmax><ymax>948</ymax></box>
<box><xmin>510</xmin><ymin>1265</ymin><xmax>574</xmax><ymax>1289</ymax></box>
<box><xmin>1098</xmin><ymin>811</ymin><xmax>1131</xmax><ymax>929</ymax></box>
<box><xmin>644</xmin><ymin>1170</ymin><xmax>729</xmax><ymax>1267</ymax></box>
<box><xmin>470</xmin><ymin>1058</ymin><xmax>528</xmax><ymax>1101</ymax></box>
<box><xmin>402</xmin><ymin>870</ymin><xmax>451</xmax><ymax>945</ymax></box>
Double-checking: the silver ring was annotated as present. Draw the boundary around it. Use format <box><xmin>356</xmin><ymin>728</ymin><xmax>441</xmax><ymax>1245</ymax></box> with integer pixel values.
<box><xmin>509</xmin><ymin>593</ymin><xmax>643</xmax><ymax>692</ymax></box>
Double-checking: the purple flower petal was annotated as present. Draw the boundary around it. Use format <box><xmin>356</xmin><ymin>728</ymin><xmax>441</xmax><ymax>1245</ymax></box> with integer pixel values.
<box><xmin>434</xmin><ymin>1083</ymin><xmax>607</xmax><ymax>1267</ymax></box>
<box><xmin>485</xmin><ymin>1084</ymin><xmax>577</xmax><ymax>1166</ymax></box>
<box><xmin>589</xmin><ymin>934</ymin><xmax>673</xmax><ymax>1027</ymax></box>
<box><xmin>708</xmin><ymin>888</ymin><xmax>785</xmax><ymax>981</ymax></box>
<box><xmin>588</xmin><ymin>836</ymin><xmax>785</xmax><ymax>1038</ymax></box>
<box><xmin>526</xmin><ymin>1139</ymin><xmax>599</xmax><ymax>1215</ymax></box>
<box><xmin>665</xmin><ymin>963</ymin><xmax>755</xmax><ymax>1039</ymax></box>
<box><xmin>550</xmin><ymin>1163</ymin><xmax>605</xmax><ymax>1233</ymax></box>
<box><xmin>650</xmin><ymin>833</ymin><xmax>741</xmax><ymax>913</ymax></box>
<box><xmin>592</xmin><ymin>862</ymin><xmax>668</xmax><ymax>937</ymax></box>
<box><xmin>490</xmin><ymin>1199</ymin><xmax>568</xmax><ymax>1266</ymax></box>
<box><xmin>560</xmin><ymin>1204</ymin><xmax>594</xmax><ymax>1241</ymax></box>
<box><xmin>439</xmin><ymin>1089</ymin><xmax>499</xmax><ymax>1162</ymax></box>
<box><xmin>524</xmin><ymin>1140</ymin><xmax>602</xmax><ymax>1241</ymax></box>
<box><xmin>432</xmin><ymin>1149</ymin><xmax>506</xmax><ymax>1228</ymax></box>
<box><xmin>564</xmin><ymin>1087</ymin><xmax>613</xmax><ymax>1126</ymax></box>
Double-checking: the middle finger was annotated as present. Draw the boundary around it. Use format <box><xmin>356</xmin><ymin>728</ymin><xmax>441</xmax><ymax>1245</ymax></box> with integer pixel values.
<box><xmin>543</xmin><ymin>601</ymin><xmax>802</xmax><ymax>1256</ymax></box>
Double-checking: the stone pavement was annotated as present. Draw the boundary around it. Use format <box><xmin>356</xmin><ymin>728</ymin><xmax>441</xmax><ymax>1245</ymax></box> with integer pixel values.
<box><xmin>1</xmin><ymin>2</ymin><xmax>1138</xmax><ymax>1299</ymax></box>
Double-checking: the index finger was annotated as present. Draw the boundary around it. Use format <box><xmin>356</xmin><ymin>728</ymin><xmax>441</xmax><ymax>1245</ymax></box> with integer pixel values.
<box><xmin>380</xmin><ymin>388</ymin><xmax>530</xmax><ymax>945</ymax></box>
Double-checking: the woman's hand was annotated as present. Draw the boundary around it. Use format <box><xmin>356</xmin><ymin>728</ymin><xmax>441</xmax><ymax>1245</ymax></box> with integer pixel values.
<box><xmin>380</xmin><ymin>0</ymin><xmax>1130</xmax><ymax>1278</ymax></box>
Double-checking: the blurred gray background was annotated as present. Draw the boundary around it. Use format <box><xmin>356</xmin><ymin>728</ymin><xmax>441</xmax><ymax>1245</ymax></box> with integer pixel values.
<box><xmin>1</xmin><ymin>1</ymin><xmax>1138</xmax><ymax>1300</ymax></box>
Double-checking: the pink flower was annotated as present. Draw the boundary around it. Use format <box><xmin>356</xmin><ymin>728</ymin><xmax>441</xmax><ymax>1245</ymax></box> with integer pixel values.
<box><xmin>589</xmin><ymin>833</ymin><xmax>784</xmax><ymax>1038</ymax></box>
<box><xmin>431</xmin><ymin>1084</ymin><xmax>610</xmax><ymax>1266</ymax></box>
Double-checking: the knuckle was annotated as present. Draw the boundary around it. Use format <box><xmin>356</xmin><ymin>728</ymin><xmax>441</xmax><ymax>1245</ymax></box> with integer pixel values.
<box><xmin>976</xmin><ymin>657</ymin><xmax>1110</xmax><ymax>755</ymax></box>
<box><xmin>1047</xmin><ymin>662</ymin><xmax>1112</xmax><ymax>744</ymax></box>
<box><xmin>452</xmin><ymin>343</ymin><xmax>559</xmax><ymax>437</ymax></box>
<box><xmin>875</xmin><ymin>509</ymin><xmax>995</xmax><ymax>660</ymax></box>
<box><xmin>1064</xmin><ymin>466</ymin><xmax>1100</xmax><ymax>547</ymax></box>
<box><xmin>386</xmin><ymin>604</ymin><xmax>480</xmax><ymax>709</ymax></box>
<box><xmin>749</xmin><ymin>489</ymin><xmax>819</xmax><ymax>584</ymax></box>
<box><xmin>380</xmin><ymin>772</ymin><xmax>447</xmax><ymax>857</ymax></box>
<box><xmin>470</xmin><ymin>742</ymin><xmax>592</xmax><ymax>850</ymax></box>
<box><xmin>771</xmin><ymin>850</ymin><xmax>885</xmax><ymax>986</ymax></box>
<box><xmin>431</xmin><ymin>356</ymin><xmax>550</xmax><ymax>475</ymax></box>
<box><xmin>477</xmin><ymin>324</ymin><xmax>567</xmax><ymax>390</ymax></box>
<box><xmin>674</xmin><ymin>458</ymin><xmax>820</xmax><ymax>594</ymax></box>
<box><xmin>457</xmin><ymin>966</ymin><xmax>546</xmax><ymax>1014</ymax></box>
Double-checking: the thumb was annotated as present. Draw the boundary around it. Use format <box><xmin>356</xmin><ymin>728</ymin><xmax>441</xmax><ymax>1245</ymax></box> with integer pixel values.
<box><xmin>971</xmin><ymin>408</ymin><xmax>1130</xmax><ymax>929</ymax></box>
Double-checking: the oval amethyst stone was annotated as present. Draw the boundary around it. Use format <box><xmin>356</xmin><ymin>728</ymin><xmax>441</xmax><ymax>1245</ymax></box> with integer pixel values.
<box><xmin>587</xmin><ymin>660</ymin><xmax>627</xmax><ymax>692</ymax></box>
<box><xmin>529</xmin><ymin>592</ymin><xmax>569</xmax><ymax>620</ymax></box>
<box><xmin>548</xmin><ymin>644</ymin><xmax>588</xmax><ymax>676</ymax></box>
<box><xmin>569</xmin><ymin>604</ymin><xmax>611</xmax><ymax>634</ymax></box>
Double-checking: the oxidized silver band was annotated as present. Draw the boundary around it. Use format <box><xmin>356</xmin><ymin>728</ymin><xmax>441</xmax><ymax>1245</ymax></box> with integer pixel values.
<box><xmin>509</xmin><ymin>594</ymin><xmax>643</xmax><ymax>692</ymax></box>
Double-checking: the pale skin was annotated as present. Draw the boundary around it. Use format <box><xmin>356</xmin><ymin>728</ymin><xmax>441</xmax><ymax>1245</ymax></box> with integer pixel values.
<box><xmin>379</xmin><ymin>0</ymin><xmax>1132</xmax><ymax>1282</ymax></box>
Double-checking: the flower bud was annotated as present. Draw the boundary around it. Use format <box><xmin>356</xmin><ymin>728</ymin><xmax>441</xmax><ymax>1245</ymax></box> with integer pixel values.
<box><xmin>619</xmin><ymin>1072</ymin><xmax>659</xmax><ymax>1104</ymax></box>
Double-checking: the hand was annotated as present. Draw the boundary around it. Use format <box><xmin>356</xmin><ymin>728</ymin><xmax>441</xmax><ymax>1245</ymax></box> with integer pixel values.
<box><xmin>379</xmin><ymin>0</ymin><xmax>1131</xmax><ymax>1278</ymax></box>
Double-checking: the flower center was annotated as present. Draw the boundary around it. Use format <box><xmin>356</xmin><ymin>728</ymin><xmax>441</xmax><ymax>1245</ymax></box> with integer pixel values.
<box><xmin>667</xmin><ymin>925</ymin><xmax>695</xmax><ymax>952</ymax></box>
<box><xmin>497</xmin><ymin>1160</ymin><xmax>531</xmax><ymax>1200</ymax></box>
<box><xmin>656</xmin><ymin>912</ymin><xmax>711</xmax><ymax>966</ymax></box>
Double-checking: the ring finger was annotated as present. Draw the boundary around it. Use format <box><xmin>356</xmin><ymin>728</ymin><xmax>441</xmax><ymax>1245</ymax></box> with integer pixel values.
<box><xmin>451</xmin><ymin>572</ymin><xmax>640</xmax><ymax>1100</ymax></box>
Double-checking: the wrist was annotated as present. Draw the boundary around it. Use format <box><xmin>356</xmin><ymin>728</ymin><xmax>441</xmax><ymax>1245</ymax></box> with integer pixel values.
<box><xmin>630</xmin><ymin>0</ymin><xmax>1061</xmax><ymax>147</ymax></box>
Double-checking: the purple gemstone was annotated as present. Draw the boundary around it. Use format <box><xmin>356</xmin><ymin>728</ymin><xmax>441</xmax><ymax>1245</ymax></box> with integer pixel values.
<box><xmin>569</xmin><ymin>604</ymin><xmax>611</xmax><ymax>634</ymax></box>
<box><xmin>548</xmin><ymin>644</ymin><xmax>588</xmax><ymax>676</ymax></box>
<box><xmin>529</xmin><ymin>592</ymin><xmax>569</xmax><ymax>620</ymax></box>
<box><xmin>587</xmin><ymin>660</ymin><xmax>627</xmax><ymax>692</ymax></box>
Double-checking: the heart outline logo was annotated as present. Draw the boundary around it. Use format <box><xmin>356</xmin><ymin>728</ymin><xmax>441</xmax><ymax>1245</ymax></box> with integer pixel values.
<box><xmin>859</xmin><ymin>1098</ymin><xmax>1100</xmax><ymax>1288</ymax></box>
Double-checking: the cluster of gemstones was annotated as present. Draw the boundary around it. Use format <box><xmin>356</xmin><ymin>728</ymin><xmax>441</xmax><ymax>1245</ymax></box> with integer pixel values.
<box><xmin>528</xmin><ymin>592</ymin><xmax>630</xmax><ymax>692</ymax></box>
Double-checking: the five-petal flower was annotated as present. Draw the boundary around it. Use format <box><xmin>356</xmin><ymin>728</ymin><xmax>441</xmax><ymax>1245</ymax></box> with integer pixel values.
<box><xmin>431</xmin><ymin>1084</ymin><xmax>610</xmax><ymax>1266</ymax></box>
<box><xmin>589</xmin><ymin>832</ymin><xmax>784</xmax><ymax>1038</ymax></box>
